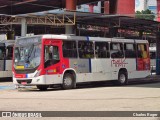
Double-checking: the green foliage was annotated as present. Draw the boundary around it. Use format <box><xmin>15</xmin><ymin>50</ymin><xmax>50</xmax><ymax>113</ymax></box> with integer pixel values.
<box><xmin>135</xmin><ymin>9</ymin><xmax>155</xmax><ymax>20</ymax></box>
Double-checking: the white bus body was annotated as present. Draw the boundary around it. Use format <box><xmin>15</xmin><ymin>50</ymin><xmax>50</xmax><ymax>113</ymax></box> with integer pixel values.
<box><xmin>0</xmin><ymin>40</ymin><xmax>14</xmax><ymax>78</ymax></box>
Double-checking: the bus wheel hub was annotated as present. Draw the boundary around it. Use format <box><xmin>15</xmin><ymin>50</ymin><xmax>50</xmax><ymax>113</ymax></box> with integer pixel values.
<box><xmin>64</xmin><ymin>77</ymin><xmax>72</xmax><ymax>86</ymax></box>
<box><xmin>119</xmin><ymin>74</ymin><xmax>125</xmax><ymax>83</ymax></box>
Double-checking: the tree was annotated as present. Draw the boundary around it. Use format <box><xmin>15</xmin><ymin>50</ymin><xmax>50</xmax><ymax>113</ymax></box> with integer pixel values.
<box><xmin>135</xmin><ymin>9</ymin><xmax>155</xmax><ymax>20</ymax></box>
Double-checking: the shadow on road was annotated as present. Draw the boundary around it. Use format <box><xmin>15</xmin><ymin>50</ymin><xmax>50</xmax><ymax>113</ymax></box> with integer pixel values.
<box><xmin>17</xmin><ymin>78</ymin><xmax>160</xmax><ymax>92</ymax></box>
<box><xmin>0</xmin><ymin>75</ymin><xmax>160</xmax><ymax>92</ymax></box>
<box><xmin>0</xmin><ymin>78</ymin><xmax>12</xmax><ymax>82</ymax></box>
<box><xmin>126</xmin><ymin>80</ymin><xmax>160</xmax><ymax>88</ymax></box>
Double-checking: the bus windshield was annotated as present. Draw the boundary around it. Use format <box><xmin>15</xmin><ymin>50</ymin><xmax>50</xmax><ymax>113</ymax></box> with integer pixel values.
<box><xmin>14</xmin><ymin>44</ymin><xmax>41</xmax><ymax>69</ymax></box>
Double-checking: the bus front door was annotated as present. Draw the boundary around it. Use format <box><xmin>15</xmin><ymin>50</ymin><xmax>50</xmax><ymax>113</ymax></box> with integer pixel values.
<box><xmin>44</xmin><ymin>40</ymin><xmax>63</xmax><ymax>81</ymax></box>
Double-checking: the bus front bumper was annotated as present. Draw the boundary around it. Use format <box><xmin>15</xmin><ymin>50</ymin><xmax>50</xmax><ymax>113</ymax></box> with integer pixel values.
<box><xmin>13</xmin><ymin>75</ymin><xmax>46</xmax><ymax>86</ymax></box>
<box><xmin>13</xmin><ymin>74</ymin><xmax>62</xmax><ymax>86</ymax></box>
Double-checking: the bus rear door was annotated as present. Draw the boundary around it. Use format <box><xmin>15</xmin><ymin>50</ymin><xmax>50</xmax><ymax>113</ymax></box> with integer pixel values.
<box><xmin>137</xmin><ymin>44</ymin><xmax>150</xmax><ymax>71</ymax></box>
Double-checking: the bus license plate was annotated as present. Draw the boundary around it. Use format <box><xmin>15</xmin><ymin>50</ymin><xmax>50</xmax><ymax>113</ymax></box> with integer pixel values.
<box><xmin>21</xmin><ymin>82</ymin><xmax>27</xmax><ymax>85</ymax></box>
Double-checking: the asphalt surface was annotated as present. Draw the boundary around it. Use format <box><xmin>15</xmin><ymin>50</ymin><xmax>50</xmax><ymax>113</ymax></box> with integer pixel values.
<box><xmin>0</xmin><ymin>77</ymin><xmax>160</xmax><ymax>120</ymax></box>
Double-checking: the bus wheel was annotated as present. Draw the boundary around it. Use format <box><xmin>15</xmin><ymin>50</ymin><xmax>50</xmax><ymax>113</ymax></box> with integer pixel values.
<box><xmin>62</xmin><ymin>73</ymin><xmax>74</xmax><ymax>90</ymax></box>
<box><xmin>118</xmin><ymin>71</ymin><xmax>128</xmax><ymax>85</ymax></box>
<box><xmin>37</xmin><ymin>85</ymin><xmax>49</xmax><ymax>91</ymax></box>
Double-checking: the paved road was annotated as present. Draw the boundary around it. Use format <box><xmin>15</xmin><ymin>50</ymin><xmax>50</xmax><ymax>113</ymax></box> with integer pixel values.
<box><xmin>0</xmin><ymin>79</ymin><xmax>160</xmax><ymax>120</ymax></box>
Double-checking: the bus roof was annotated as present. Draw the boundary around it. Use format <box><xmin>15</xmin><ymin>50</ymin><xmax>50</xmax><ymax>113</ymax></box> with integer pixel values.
<box><xmin>0</xmin><ymin>40</ymin><xmax>14</xmax><ymax>43</ymax></box>
<box><xmin>0</xmin><ymin>40</ymin><xmax>14</xmax><ymax>46</ymax></box>
<box><xmin>42</xmin><ymin>34</ymin><xmax>148</xmax><ymax>43</ymax></box>
<box><xmin>17</xmin><ymin>34</ymin><xmax>148</xmax><ymax>43</ymax></box>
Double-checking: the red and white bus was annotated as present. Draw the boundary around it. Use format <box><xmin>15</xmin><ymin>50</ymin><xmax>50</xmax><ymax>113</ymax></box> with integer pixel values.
<box><xmin>12</xmin><ymin>35</ymin><xmax>150</xmax><ymax>90</ymax></box>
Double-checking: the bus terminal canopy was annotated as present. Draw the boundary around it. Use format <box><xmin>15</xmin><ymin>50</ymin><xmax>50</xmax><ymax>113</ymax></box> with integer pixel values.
<box><xmin>69</xmin><ymin>11</ymin><xmax>159</xmax><ymax>33</ymax></box>
<box><xmin>13</xmin><ymin>11</ymin><xmax>160</xmax><ymax>33</ymax></box>
<box><xmin>0</xmin><ymin>10</ymin><xmax>159</xmax><ymax>37</ymax></box>
<box><xmin>0</xmin><ymin>0</ymin><xmax>101</xmax><ymax>15</ymax></box>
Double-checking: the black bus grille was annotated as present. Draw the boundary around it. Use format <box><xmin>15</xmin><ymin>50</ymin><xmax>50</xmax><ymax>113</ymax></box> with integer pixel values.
<box><xmin>17</xmin><ymin>79</ymin><xmax>32</xmax><ymax>84</ymax></box>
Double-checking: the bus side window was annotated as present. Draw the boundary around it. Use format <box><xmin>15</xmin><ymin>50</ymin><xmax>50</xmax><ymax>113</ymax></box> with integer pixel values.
<box><xmin>110</xmin><ymin>43</ymin><xmax>124</xmax><ymax>58</ymax></box>
<box><xmin>124</xmin><ymin>43</ymin><xmax>136</xmax><ymax>58</ymax></box>
<box><xmin>78</xmin><ymin>41</ymin><xmax>94</xmax><ymax>58</ymax></box>
<box><xmin>6</xmin><ymin>46</ymin><xmax>13</xmax><ymax>60</ymax></box>
<box><xmin>95</xmin><ymin>42</ymin><xmax>110</xmax><ymax>58</ymax></box>
<box><xmin>0</xmin><ymin>49</ymin><xmax>3</xmax><ymax>59</ymax></box>
<box><xmin>0</xmin><ymin>47</ymin><xmax>6</xmax><ymax>60</ymax></box>
<box><xmin>63</xmin><ymin>41</ymin><xmax>77</xmax><ymax>58</ymax></box>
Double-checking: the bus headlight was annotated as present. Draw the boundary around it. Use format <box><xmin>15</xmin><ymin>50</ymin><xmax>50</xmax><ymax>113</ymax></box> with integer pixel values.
<box><xmin>34</xmin><ymin>70</ymin><xmax>41</xmax><ymax>77</ymax></box>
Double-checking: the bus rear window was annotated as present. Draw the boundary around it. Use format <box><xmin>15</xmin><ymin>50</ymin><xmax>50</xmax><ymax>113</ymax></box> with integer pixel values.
<box><xmin>137</xmin><ymin>44</ymin><xmax>148</xmax><ymax>58</ymax></box>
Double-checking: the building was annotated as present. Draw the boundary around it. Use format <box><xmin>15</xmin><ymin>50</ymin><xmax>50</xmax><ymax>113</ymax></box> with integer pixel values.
<box><xmin>135</xmin><ymin>0</ymin><xmax>148</xmax><ymax>11</ymax></box>
<box><xmin>77</xmin><ymin>2</ymin><xmax>101</xmax><ymax>13</ymax></box>
<box><xmin>148</xmin><ymin>0</ymin><xmax>157</xmax><ymax>14</ymax></box>
<box><xmin>135</xmin><ymin>0</ymin><xmax>157</xmax><ymax>13</ymax></box>
<box><xmin>77</xmin><ymin>0</ymin><xmax>135</xmax><ymax>15</ymax></box>
<box><xmin>135</xmin><ymin>0</ymin><xmax>159</xmax><ymax>21</ymax></box>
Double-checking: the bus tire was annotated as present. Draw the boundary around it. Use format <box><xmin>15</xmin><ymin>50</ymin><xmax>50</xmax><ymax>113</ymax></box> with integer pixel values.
<box><xmin>117</xmin><ymin>71</ymin><xmax>128</xmax><ymax>85</ymax></box>
<box><xmin>62</xmin><ymin>73</ymin><xmax>74</xmax><ymax>90</ymax></box>
<box><xmin>37</xmin><ymin>85</ymin><xmax>49</xmax><ymax>91</ymax></box>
